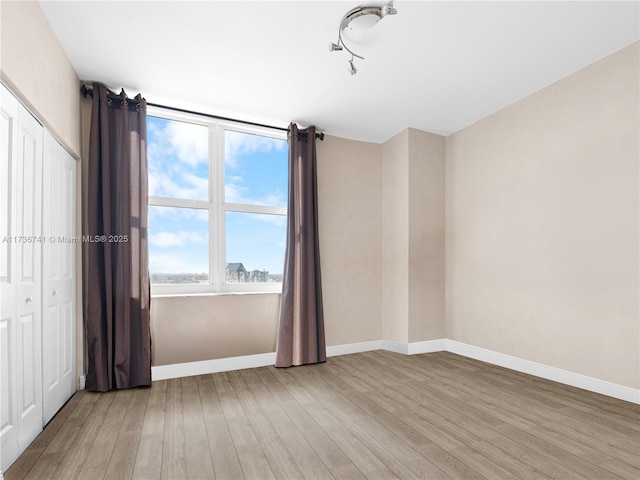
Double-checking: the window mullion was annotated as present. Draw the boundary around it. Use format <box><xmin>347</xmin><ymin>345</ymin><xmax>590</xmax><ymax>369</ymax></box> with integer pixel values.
<box><xmin>208</xmin><ymin>123</ymin><xmax>217</xmax><ymax>291</ymax></box>
<box><xmin>215</xmin><ymin>123</ymin><xmax>227</xmax><ymax>290</ymax></box>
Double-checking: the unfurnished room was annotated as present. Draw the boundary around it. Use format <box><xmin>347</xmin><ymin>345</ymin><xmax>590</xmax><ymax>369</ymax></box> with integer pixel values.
<box><xmin>0</xmin><ymin>1</ymin><xmax>639</xmax><ymax>479</ymax></box>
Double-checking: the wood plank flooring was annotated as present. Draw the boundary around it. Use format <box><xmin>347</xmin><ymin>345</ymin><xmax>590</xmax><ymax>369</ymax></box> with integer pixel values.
<box><xmin>6</xmin><ymin>351</ymin><xmax>640</xmax><ymax>480</ymax></box>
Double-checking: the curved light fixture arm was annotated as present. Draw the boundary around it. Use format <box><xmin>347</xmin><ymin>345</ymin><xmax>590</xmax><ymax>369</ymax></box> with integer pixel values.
<box><xmin>330</xmin><ymin>1</ymin><xmax>397</xmax><ymax>74</ymax></box>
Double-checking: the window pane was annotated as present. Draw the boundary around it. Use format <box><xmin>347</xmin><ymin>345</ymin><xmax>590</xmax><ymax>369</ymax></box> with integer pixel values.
<box><xmin>224</xmin><ymin>130</ymin><xmax>287</xmax><ymax>207</ymax></box>
<box><xmin>225</xmin><ymin>212</ymin><xmax>286</xmax><ymax>283</ymax></box>
<box><xmin>147</xmin><ymin>116</ymin><xmax>209</xmax><ymax>201</ymax></box>
<box><xmin>149</xmin><ymin>206</ymin><xmax>209</xmax><ymax>284</ymax></box>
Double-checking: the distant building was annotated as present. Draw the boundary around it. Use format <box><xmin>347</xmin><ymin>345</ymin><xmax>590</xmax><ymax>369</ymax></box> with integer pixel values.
<box><xmin>249</xmin><ymin>269</ymin><xmax>270</xmax><ymax>283</ymax></box>
<box><xmin>226</xmin><ymin>262</ymin><xmax>248</xmax><ymax>283</ymax></box>
<box><xmin>269</xmin><ymin>273</ymin><xmax>283</xmax><ymax>283</ymax></box>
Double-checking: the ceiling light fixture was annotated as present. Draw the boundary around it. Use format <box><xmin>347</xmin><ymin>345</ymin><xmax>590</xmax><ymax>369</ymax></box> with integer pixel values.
<box><xmin>329</xmin><ymin>1</ymin><xmax>397</xmax><ymax>75</ymax></box>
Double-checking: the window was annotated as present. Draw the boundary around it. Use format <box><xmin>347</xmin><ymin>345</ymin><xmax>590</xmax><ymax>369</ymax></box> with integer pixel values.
<box><xmin>147</xmin><ymin>107</ymin><xmax>287</xmax><ymax>294</ymax></box>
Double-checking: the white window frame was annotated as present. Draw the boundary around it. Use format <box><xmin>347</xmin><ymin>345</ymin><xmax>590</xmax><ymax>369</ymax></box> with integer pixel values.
<box><xmin>147</xmin><ymin>106</ymin><xmax>287</xmax><ymax>296</ymax></box>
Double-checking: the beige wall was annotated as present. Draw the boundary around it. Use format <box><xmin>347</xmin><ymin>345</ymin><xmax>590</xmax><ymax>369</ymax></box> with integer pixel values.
<box><xmin>151</xmin><ymin>134</ymin><xmax>383</xmax><ymax>365</ymax></box>
<box><xmin>381</xmin><ymin>129</ymin><xmax>446</xmax><ymax>343</ymax></box>
<box><xmin>445</xmin><ymin>42</ymin><xmax>639</xmax><ymax>389</ymax></box>
<box><xmin>382</xmin><ymin>130</ymin><xmax>410</xmax><ymax>342</ymax></box>
<box><xmin>317</xmin><ymin>135</ymin><xmax>383</xmax><ymax>346</ymax></box>
<box><xmin>0</xmin><ymin>0</ymin><xmax>81</xmax><ymax>157</ymax></box>
<box><xmin>408</xmin><ymin>129</ymin><xmax>446</xmax><ymax>342</ymax></box>
<box><xmin>151</xmin><ymin>294</ymin><xmax>280</xmax><ymax>365</ymax></box>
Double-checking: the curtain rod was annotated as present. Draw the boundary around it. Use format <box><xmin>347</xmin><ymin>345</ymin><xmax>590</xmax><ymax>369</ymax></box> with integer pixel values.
<box><xmin>80</xmin><ymin>85</ymin><xmax>324</xmax><ymax>141</ymax></box>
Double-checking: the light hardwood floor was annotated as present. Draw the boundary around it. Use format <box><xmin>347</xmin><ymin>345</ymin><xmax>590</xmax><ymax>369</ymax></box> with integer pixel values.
<box><xmin>5</xmin><ymin>351</ymin><xmax>640</xmax><ymax>480</ymax></box>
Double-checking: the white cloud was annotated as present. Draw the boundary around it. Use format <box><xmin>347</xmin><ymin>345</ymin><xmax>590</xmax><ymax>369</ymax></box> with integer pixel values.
<box><xmin>224</xmin><ymin>176</ymin><xmax>286</xmax><ymax>207</ymax></box>
<box><xmin>179</xmin><ymin>171</ymin><xmax>209</xmax><ymax>199</ymax></box>
<box><xmin>166</xmin><ymin>120</ymin><xmax>208</xmax><ymax>167</ymax></box>
<box><xmin>148</xmin><ymin>163</ymin><xmax>208</xmax><ymax>200</ymax></box>
<box><xmin>249</xmin><ymin>213</ymin><xmax>287</xmax><ymax>227</ymax></box>
<box><xmin>147</xmin><ymin>118</ymin><xmax>210</xmax><ymax>199</ymax></box>
<box><xmin>224</xmin><ymin>181</ymin><xmax>246</xmax><ymax>204</ymax></box>
<box><xmin>225</xmin><ymin>130</ymin><xmax>286</xmax><ymax>168</ymax></box>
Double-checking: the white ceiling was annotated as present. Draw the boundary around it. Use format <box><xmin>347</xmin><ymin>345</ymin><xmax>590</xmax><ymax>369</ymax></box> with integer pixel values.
<box><xmin>39</xmin><ymin>1</ymin><xmax>639</xmax><ymax>143</ymax></box>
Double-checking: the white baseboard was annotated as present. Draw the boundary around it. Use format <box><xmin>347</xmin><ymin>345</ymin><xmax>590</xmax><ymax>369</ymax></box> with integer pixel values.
<box><xmin>326</xmin><ymin>340</ymin><xmax>383</xmax><ymax>357</ymax></box>
<box><xmin>408</xmin><ymin>339</ymin><xmax>447</xmax><ymax>354</ymax></box>
<box><xmin>445</xmin><ymin>339</ymin><xmax>640</xmax><ymax>405</ymax></box>
<box><xmin>381</xmin><ymin>339</ymin><xmax>446</xmax><ymax>355</ymax></box>
<box><xmin>381</xmin><ymin>340</ymin><xmax>409</xmax><ymax>354</ymax></box>
<box><xmin>150</xmin><ymin>338</ymin><xmax>639</xmax><ymax>404</ymax></box>
<box><xmin>78</xmin><ymin>375</ymin><xmax>86</xmax><ymax>391</ymax></box>
<box><xmin>152</xmin><ymin>351</ymin><xmax>277</xmax><ymax>381</ymax></box>
<box><xmin>152</xmin><ymin>341</ymin><xmax>383</xmax><ymax>381</ymax></box>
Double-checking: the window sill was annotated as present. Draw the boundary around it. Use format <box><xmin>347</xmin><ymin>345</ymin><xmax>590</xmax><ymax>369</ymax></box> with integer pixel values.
<box><xmin>151</xmin><ymin>290</ymin><xmax>282</xmax><ymax>299</ymax></box>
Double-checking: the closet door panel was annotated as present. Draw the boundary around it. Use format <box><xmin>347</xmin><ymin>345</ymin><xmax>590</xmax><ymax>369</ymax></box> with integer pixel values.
<box><xmin>14</xmin><ymin>104</ymin><xmax>43</xmax><ymax>452</ymax></box>
<box><xmin>0</xmin><ymin>318</ymin><xmax>18</xmax><ymax>473</ymax></box>
<box><xmin>42</xmin><ymin>131</ymin><xmax>76</xmax><ymax>424</ymax></box>
<box><xmin>0</xmin><ymin>85</ymin><xmax>20</xmax><ymax>473</ymax></box>
<box><xmin>1</xmin><ymin>101</ymin><xmax>15</xmax><ymax>286</ymax></box>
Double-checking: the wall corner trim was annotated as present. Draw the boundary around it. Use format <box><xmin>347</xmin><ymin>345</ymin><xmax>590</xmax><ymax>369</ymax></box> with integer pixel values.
<box><xmin>150</xmin><ymin>339</ymin><xmax>639</xmax><ymax>404</ymax></box>
<box><xmin>380</xmin><ymin>340</ymin><xmax>409</xmax><ymax>354</ymax></box>
<box><xmin>408</xmin><ymin>339</ymin><xmax>447</xmax><ymax>354</ymax></box>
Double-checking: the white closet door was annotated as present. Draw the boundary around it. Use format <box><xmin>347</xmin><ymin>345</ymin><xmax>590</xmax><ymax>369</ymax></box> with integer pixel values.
<box><xmin>0</xmin><ymin>83</ymin><xmax>21</xmax><ymax>473</ymax></box>
<box><xmin>1</xmin><ymin>85</ymin><xmax>77</xmax><ymax>474</ymax></box>
<box><xmin>42</xmin><ymin>131</ymin><xmax>76</xmax><ymax>424</ymax></box>
<box><xmin>14</xmin><ymin>97</ymin><xmax>44</xmax><ymax>454</ymax></box>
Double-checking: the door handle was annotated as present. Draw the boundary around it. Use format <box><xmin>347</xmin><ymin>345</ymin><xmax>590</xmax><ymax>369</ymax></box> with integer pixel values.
<box><xmin>25</xmin><ymin>296</ymin><xmax>33</xmax><ymax>304</ymax></box>
<box><xmin>52</xmin><ymin>290</ymin><xmax>57</xmax><ymax>297</ymax></box>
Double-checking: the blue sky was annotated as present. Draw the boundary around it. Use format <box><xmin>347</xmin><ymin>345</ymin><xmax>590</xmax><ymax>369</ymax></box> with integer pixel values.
<box><xmin>147</xmin><ymin>116</ymin><xmax>287</xmax><ymax>279</ymax></box>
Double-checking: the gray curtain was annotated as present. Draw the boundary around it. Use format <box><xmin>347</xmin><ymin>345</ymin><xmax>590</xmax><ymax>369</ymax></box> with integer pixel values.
<box><xmin>275</xmin><ymin>124</ymin><xmax>326</xmax><ymax>367</ymax></box>
<box><xmin>85</xmin><ymin>83</ymin><xmax>151</xmax><ymax>391</ymax></box>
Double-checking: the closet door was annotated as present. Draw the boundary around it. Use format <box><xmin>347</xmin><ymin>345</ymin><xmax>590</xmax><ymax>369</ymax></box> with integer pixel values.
<box><xmin>42</xmin><ymin>132</ymin><xmax>76</xmax><ymax>424</ymax></box>
<box><xmin>14</xmin><ymin>96</ymin><xmax>44</xmax><ymax>454</ymax></box>
<box><xmin>1</xmin><ymin>82</ymin><xmax>20</xmax><ymax>473</ymax></box>
<box><xmin>0</xmin><ymin>84</ymin><xmax>44</xmax><ymax>473</ymax></box>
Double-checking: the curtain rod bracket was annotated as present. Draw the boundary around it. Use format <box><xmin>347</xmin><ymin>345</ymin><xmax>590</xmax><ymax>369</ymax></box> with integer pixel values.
<box><xmin>297</xmin><ymin>131</ymin><xmax>325</xmax><ymax>142</ymax></box>
<box><xmin>81</xmin><ymin>84</ymin><xmax>93</xmax><ymax>98</ymax></box>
